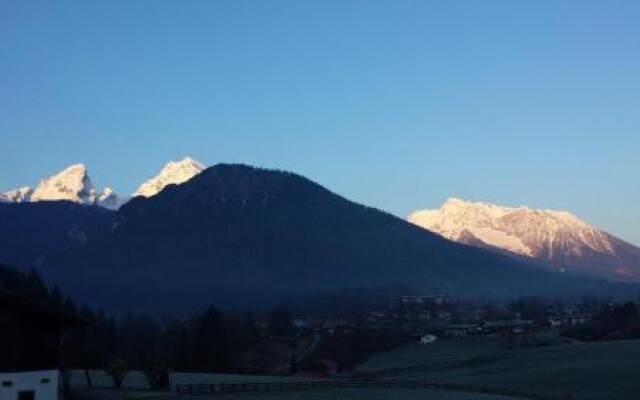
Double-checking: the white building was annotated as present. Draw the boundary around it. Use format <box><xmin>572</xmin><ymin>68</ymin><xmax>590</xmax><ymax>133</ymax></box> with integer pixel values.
<box><xmin>419</xmin><ymin>334</ymin><xmax>438</xmax><ymax>345</ymax></box>
<box><xmin>0</xmin><ymin>370</ymin><xmax>58</xmax><ymax>400</ymax></box>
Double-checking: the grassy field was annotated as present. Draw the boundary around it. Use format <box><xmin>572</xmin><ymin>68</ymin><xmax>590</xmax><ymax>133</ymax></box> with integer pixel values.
<box><xmin>170</xmin><ymin>372</ymin><xmax>310</xmax><ymax>389</ymax></box>
<box><xmin>75</xmin><ymin>380</ymin><xmax>517</xmax><ymax>400</ymax></box>
<box><xmin>72</xmin><ymin>331</ymin><xmax>640</xmax><ymax>400</ymax></box>
<box><xmin>199</xmin><ymin>388</ymin><xmax>517</xmax><ymax>400</ymax></box>
<box><xmin>358</xmin><ymin>330</ymin><xmax>640</xmax><ymax>400</ymax></box>
<box><xmin>69</xmin><ymin>371</ymin><xmax>307</xmax><ymax>391</ymax></box>
<box><xmin>69</xmin><ymin>370</ymin><xmax>151</xmax><ymax>389</ymax></box>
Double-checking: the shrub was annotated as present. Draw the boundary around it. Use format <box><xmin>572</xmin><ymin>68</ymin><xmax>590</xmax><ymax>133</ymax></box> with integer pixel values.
<box><xmin>105</xmin><ymin>359</ymin><xmax>128</xmax><ymax>388</ymax></box>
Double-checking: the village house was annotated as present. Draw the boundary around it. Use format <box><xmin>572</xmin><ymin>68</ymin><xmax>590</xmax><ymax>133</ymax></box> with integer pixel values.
<box><xmin>482</xmin><ymin>319</ymin><xmax>535</xmax><ymax>335</ymax></box>
<box><xmin>419</xmin><ymin>334</ymin><xmax>438</xmax><ymax>345</ymax></box>
<box><xmin>445</xmin><ymin>323</ymin><xmax>483</xmax><ymax>337</ymax></box>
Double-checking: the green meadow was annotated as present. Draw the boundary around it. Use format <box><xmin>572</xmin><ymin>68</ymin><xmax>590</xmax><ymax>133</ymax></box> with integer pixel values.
<box><xmin>205</xmin><ymin>388</ymin><xmax>516</xmax><ymax>400</ymax></box>
<box><xmin>358</xmin><ymin>330</ymin><xmax>640</xmax><ymax>400</ymax></box>
<box><xmin>79</xmin><ymin>331</ymin><xmax>640</xmax><ymax>400</ymax></box>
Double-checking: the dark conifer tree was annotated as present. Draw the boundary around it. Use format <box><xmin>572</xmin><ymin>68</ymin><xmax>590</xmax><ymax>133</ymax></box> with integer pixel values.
<box><xmin>50</xmin><ymin>286</ymin><xmax>64</xmax><ymax>307</ymax></box>
<box><xmin>192</xmin><ymin>306</ymin><xmax>229</xmax><ymax>371</ymax></box>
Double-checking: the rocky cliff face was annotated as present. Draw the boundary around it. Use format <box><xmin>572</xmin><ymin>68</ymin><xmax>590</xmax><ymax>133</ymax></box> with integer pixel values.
<box><xmin>409</xmin><ymin>198</ymin><xmax>640</xmax><ymax>282</ymax></box>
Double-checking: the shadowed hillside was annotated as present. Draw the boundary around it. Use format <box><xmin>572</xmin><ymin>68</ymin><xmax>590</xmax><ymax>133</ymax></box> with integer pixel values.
<box><xmin>1</xmin><ymin>164</ymin><xmax>637</xmax><ymax>313</ymax></box>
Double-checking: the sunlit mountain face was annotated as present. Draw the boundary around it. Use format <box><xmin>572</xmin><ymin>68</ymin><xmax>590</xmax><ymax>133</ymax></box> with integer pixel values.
<box><xmin>132</xmin><ymin>157</ymin><xmax>206</xmax><ymax>198</ymax></box>
<box><xmin>0</xmin><ymin>163</ymin><xmax>119</xmax><ymax>209</ymax></box>
<box><xmin>0</xmin><ymin>157</ymin><xmax>205</xmax><ymax>210</ymax></box>
<box><xmin>409</xmin><ymin>198</ymin><xmax>640</xmax><ymax>283</ymax></box>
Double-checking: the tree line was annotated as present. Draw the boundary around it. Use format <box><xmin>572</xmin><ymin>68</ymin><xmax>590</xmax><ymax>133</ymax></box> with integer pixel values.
<box><xmin>0</xmin><ymin>265</ymin><xmax>290</xmax><ymax>387</ymax></box>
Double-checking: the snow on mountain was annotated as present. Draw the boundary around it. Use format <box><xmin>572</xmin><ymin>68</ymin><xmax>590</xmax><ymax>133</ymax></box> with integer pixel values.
<box><xmin>133</xmin><ymin>157</ymin><xmax>206</xmax><ymax>198</ymax></box>
<box><xmin>30</xmin><ymin>163</ymin><xmax>97</xmax><ymax>203</ymax></box>
<box><xmin>1</xmin><ymin>157</ymin><xmax>207</xmax><ymax>210</ymax></box>
<box><xmin>408</xmin><ymin>198</ymin><xmax>640</xmax><ymax>282</ymax></box>
<box><xmin>1</xmin><ymin>163</ymin><xmax>122</xmax><ymax>210</ymax></box>
<box><xmin>0</xmin><ymin>186</ymin><xmax>34</xmax><ymax>203</ymax></box>
<box><xmin>97</xmin><ymin>187</ymin><xmax>127</xmax><ymax>210</ymax></box>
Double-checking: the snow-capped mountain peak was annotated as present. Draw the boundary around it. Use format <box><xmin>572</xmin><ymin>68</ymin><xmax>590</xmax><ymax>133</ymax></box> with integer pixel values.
<box><xmin>1</xmin><ymin>186</ymin><xmax>34</xmax><ymax>203</ymax></box>
<box><xmin>97</xmin><ymin>186</ymin><xmax>127</xmax><ymax>210</ymax></box>
<box><xmin>410</xmin><ymin>198</ymin><xmax>535</xmax><ymax>256</ymax></box>
<box><xmin>408</xmin><ymin>198</ymin><xmax>640</xmax><ymax>282</ymax></box>
<box><xmin>1</xmin><ymin>157</ymin><xmax>207</xmax><ymax>209</ymax></box>
<box><xmin>30</xmin><ymin>163</ymin><xmax>96</xmax><ymax>202</ymax></box>
<box><xmin>133</xmin><ymin>157</ymin><xmax>206</xmax><ymax>198</ymax></box>
<box><xmin>1</xmin><ymin>163</ymin><xmax>122</xmax><ymax>209</ymax></box>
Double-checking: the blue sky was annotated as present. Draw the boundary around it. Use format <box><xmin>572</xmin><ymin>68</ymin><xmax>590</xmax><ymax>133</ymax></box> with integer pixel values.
<box><xmin>1</xmin><ymin>1</ymin><xmax>639</xmax><ymax>244</ymax></box>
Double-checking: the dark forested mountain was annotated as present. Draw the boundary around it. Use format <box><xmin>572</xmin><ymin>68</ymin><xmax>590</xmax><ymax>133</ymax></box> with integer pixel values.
<box><xmin>0</xmin><ymin>201</ymin><xmax>115</xmax><ymax>269</ymax></box>
<box><xmin>0</xmin><ymin>164</ymin><xmax>637</xmax><ymax>313</ymax></box>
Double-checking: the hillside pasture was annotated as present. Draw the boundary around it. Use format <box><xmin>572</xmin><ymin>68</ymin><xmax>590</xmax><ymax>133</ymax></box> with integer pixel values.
<box><xmin>358</xmin><ymin>331</ymin><xmax>640</xmax><ymax>400</ymax></box>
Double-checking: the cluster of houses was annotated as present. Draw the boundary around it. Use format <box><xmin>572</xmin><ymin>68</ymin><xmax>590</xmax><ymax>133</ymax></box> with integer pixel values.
<box><xmin>280</xmin><ymin>294</ymin><xmax>599</xmax><ymax>345</ymax></box>
<box><xmin>443</xmin><ymin>319</ymin><xmax>535</xmax><ymax>338</ymax></box>
<box><xmin>348</xmin><ymin>295</ymin><xmax>600</xmax><ymax>345</ymax></box>
<box><xmin>547</xmin><ymin>306</ymin><xmax>591</xmax><ymax>327</ymax></box>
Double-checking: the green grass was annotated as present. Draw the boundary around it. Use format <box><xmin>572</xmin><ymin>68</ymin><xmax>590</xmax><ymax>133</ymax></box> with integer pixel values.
<box><xmin>198</xmin><ymin>388</ymin><xmax>516</xmax><ymax>400</ymax></box>
<box><xmin>74</xmin><ymin>332</ymin><xmax>640</xmax><ymax>399</ymax></box>
<box><xmin>68</xmin><ymin>370</ymin><xmax>307</xmax><ymax>390</ymax></box>
<box><xmin>170</xmin><ymin>372</ymin><xmax>311</xmax><ymax>390</ymax></box>
<box><xmin>358</xmin><ymin>330</ymin><xmax>640</xmax><ymax>400</ymax></box>
<box><xmin>69</xmin><ymin>370</ymin><xmax>151</xmax><ymax>389</ymax></box>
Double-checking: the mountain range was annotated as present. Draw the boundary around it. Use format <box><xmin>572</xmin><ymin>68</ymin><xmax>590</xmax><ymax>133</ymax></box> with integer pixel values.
<box><xmin>409</xmin><ymin>198</ymin><xmax>640</xmax><ymax>283</ymax></box>
<box><xmin>0</xmin><ymin>162</ymin><xmax>638</xmax><ymax>313</ymax></box>
<box><xmin>0</xmin><ymin>163</ymin><xmax>637</xmax><ymax>313</ymax></box>
<box><xmin>0</xmin><ymin>157</ymin><xmax>205</xmax><ymax>210</ymax></box>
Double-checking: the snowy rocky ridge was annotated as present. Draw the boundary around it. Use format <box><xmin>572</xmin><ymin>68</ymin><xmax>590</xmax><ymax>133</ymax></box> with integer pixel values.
<box><xmin>0</xmin><ymin>157</ymin><xmax>206</xmax><ymax>210</ymax></box>
<box><xmin>408</xmin><ymin>198</ymin><xmax>640</xmax><ymax>282</ymax></box>
<box><xmin>0</xmin><ymin>163</ymin><xmax>120</xmax><ymax>209</ymax></box>
<box><xmin>133</xmin><ymin>157</ymin><xmax>205</xmax><ymax>198</ymax></box>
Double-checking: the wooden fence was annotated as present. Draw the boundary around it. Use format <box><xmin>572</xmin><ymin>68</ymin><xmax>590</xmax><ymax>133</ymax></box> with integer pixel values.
<box><xmin>175</xmin><ymin>379</ymin><xmax>567</xmax><ymax>400</ymax></box>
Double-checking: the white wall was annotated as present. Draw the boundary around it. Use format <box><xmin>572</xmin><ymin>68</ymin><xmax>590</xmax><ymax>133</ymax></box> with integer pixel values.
<box><xmin>0</xmin><ymin>370</ymin><xmax>58</xmax><ymax>400</ymax></box>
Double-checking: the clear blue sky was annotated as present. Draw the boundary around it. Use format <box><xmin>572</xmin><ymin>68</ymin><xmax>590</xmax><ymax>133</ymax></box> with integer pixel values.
<box><xmin>1</xmin><ymin>1</ymin><xmax>639</xmax><ymax>244</ymax></box>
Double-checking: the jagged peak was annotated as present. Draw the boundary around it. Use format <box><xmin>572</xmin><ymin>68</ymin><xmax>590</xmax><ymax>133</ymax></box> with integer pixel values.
<box><xmin>1</xmin><ymin>186</ymin><xmax>34</xmax><ymax>202</ymax></box>
<box><xmin>2</xmin><ymin>163</ymin><xmax>123</xmax><ymax>207</ymax></box>
<box><xmin>38</xmin><ymin>163</ymin><xmax>90</xmax><ymax>184</ymax></box>
<box><xmin>441</xmin><ymin>197</ymin><xmax>529</xmax><ymax>212</ymax></box>
<box><xmin>411</xmin><ymin>198</ymin><xmax>590</xmax><ymax>229</ymax></box>
<box><xmin>444</xmin><ymin>197</ymin><xmax>465</xmax><ymax>205</ymax></box>
<box><xmin>100</xmin><ymin>186</ymin><xmax>114</xmax><ymax>197</ymax></box>
<box><xmin>39</xmin><ymin>163</ymin><xmax>89</xmax><ymax>183</ymax></box>
<box><xmin>133</xmin><ymin>156</ymin><xmax>207</xmax><ymax>198</ymax></box>
<box><xmin>408</xmin><ymin>198</ymin><xmax>617</xmax><ymax>265</ymax></box>
<box><xmin>173</xmin><ymin>156</ymin><xmax>205</xmax><ymax>169</ymax></box>
<box><xmin>60</xmin><ymin>162</ymin><xmax>87</xmax><ymax>172</ymax></box>
<box><xmin>30</xmin><ymin>163</ymin><xmax>96</xmax><ymax>202</ymax></box>
<box><xmin>2</xmin><ymin>158</ymin><xmax>208</xmax><ymax>209</ymax></box>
